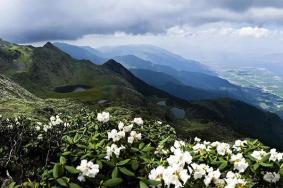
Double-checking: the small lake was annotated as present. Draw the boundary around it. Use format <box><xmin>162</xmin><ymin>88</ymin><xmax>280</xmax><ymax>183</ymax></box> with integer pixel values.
<box><xmin>54</xmin><ymin>85</ymin><xmax>91</xmax><ymax>93</ymax></box>
<box><xmin>170</xmin><ymin>107</ymin><xmax>186</xmax><ymax>119</ymax></box>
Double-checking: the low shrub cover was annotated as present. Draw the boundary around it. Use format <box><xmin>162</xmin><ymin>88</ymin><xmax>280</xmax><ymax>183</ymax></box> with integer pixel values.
<box><xmin>1</xmin><ymin>110</ymin><xmax>283</xmax><ymax>187</ymax></box>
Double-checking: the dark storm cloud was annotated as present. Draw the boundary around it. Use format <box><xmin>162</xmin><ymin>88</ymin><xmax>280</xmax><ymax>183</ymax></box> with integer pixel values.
<box><xmin>0</xmin><ymin>0</ymin><xmax>283</xmax><ymax>43</ymax></box>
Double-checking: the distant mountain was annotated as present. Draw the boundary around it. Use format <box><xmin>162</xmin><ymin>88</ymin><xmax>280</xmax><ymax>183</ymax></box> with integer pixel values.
<box><xmin>131</xmin><ymin>69</ymin><xmax>224</xmax><ymax>101</ymax></box>
<box><xmin>53</xmin><ymin>42</ymin><xmax>106</xmax><ymax>64</ymax></box>
<box><xmin>53</xmin><ymin>43</ymin><xmax>283</xmax><ymax>115</ymax></box>
<box><xmin>98</xmin><ymin>44</ymin><xmax>215</xmax><ymax>75</ymax></box>
<box><xmin>114</xmin><ymin>55</ymin><xmax>233</xmax><ymax>90</ymax></box>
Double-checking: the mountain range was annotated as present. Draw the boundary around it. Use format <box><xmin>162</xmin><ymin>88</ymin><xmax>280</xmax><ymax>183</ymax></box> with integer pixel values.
<box><xmin>54</xmin><ymin>42</ymin><xmax>283</xmax><ymax>114</ymax></box>
<box><xmin>1</xmin><ymin>39</ymin><xmax>283</xmax><ymax>149</ymax></box>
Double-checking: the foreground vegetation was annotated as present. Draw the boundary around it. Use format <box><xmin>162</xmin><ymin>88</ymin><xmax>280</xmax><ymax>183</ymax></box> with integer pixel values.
<box><xmin>1</xmin><ymin>109</ymin><xmax>283</xmax><ymax>188</ymax></box>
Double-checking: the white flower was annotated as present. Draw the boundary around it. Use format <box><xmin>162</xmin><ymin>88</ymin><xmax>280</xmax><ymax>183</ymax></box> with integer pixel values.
<box><xmin>118</xmin><ymin>122</ymin><xmax>124</xmax><ymax>130</ymax></box>
<box><xmin>224</xmin><ymin>171</ymin><xmax>246</xmax><ymax>188</ymax></box>
<box><xmin>106</xmin><ymin>144</ymin><xmax>125</xmax><ymax>159</ymax></box>
<box><xmin>77</xmin><ymin>175</ymin><xmax>85</xmax><ymax>182</ymax></box>
<box><xmin>133</xmin><ymin>117</ymin><xmax>143</xmax><ymax>125</ymax></box>
<box><xmin>107</xmin><ymin>129</ymin><xmax>125</xmax><ymax>142</ymax></box>
<box><xmin>204</xmin><ymin>169</ymin><xmax>221</xmax><ymax>187</ymax></box>
<box><xmin>194</xmin><ymin>137</ymin><xmax>201</xmax><ymax>142</ymax></box>
<box><xmin>127</xmin><ymin>131</ymin><xmax>141</xmax><ymax>144</ymax></box>
<box><xmin>76</xmin><ymin>160</ymin><xmax>99</xmax><ymax>181</ymax></box>
<box><xmin>37</xmin><ymin>134</ymin><xmax>43</xmax><ymax>140</ymax></box>
<box><xmin>64</xmin><ymin>122</ymin><xmax>71</xmax><ymax>127</ymax></box>
<box><xmin>127</xmin><ymin>136</ymin><xmax>134</xmax><ymax>144</ymax></box>
<box><xmin>269</xmin><ymin>149</ymin><xmax>283</xmax><ymax>162</ymax></box>
<box><xmin>216</xmin><ymin>143</ymin><xmax>231</xmax><ymax>156</ymax></box>
<box><xmin>163</xmin><ymin>165</ymin><xmax>190</xmax><ymax>188</ymax></box>
<box><xmin>234</xmin><ymin>158</ymin><xmax>248</xmax><ymax>173</ymax></box>
<box><xmin>149</xmin><ymin>166</ymin><xmax>165</xmax><ymax>181</ymax></box>
<box><xmin>232</xmin><ymin>140</ymin><xmax>247</xmax><ymax>151</ymax></box>
<box><xmin>7</xmin><ymin>124</ymin><xmax>13</xmax><ymax>129</ymax></box>
<box><xmin>123</xmin><ymin>124</ymin><xmax>133</xmax><ymax>133</ymax></box>
<box><xmin>97</xmin><ymin>112</ymin><xmax>110</xmax><ymax>123</ymax></box>
<box><xmin>50</xmin><ymin>115</ymin><xmax>63</xmax><ymax>126</ymax></box>
<box><xmin>251</xmin><ymin>150</ymin><xmax>267</xmax><ymax>161</ymax></box>
<box><xmin>230</xmin><ymin>153</ymin><xmax>248</xmax><ymax>173</ymax></box>
<box><xmin>189</xmin><ymin>163</ymin><xmax>210</xmax><ymax>180</ymax></box>
<box><xmin>35</xmin><ymin>125</ymin><xmax>41</xmax><ymax>131</ymax></box>
<box><xmin>167</xmin><ymin>149</ymin><xmax>192</xmax><ymax>168</ymax></box>
<box><xmin>263</xmin><ymin>172</ymin><xmax>280</xmax><ymax>183</ymax></box>
<box><xmin>157</xmin><ymin>121</ymin><xmax>162</xmax><ymax>124</ymax></box>
<box><xmin>192</xmin><ymin>143</ymin><xmax>207</xmax><ymax>154</ymax></box>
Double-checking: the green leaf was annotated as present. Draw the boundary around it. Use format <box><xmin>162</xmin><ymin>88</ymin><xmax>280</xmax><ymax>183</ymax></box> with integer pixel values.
<box><xmin>62</xmin><ymin>151</ymin><xmax>72</xmax><ymax>156</ymax></box>
<box><xmin>53</xmin><ymin>163</ymin><xmax>63</xmax><ymax>179</ymax></box>
<box><xmin>8</xmin><ymin>182</ymin><xmax>16</xmax><ymax>188</ymax></box>
<box><xmin>56</xmin><ymin>178</ymin><xmax>68</xmax><ymax>187</ymax></box>
<box><xmin>103</xmin><ymin>178</ymin><xmax>123</xmax><ymax>187</ymax></box>
<box><xmin>280</xmin><ymin>168</ymin><xmax>283</xmax><ymax>176</ymax></box>
<box><xmin>260</xmin><ymin>163</ymin><xmax>273</xmax><ymax>168</ymax></box>
<box><xmin>146</xmin><ymin>180</ymin><xmax>161</xmax><ymax>186</ymax></box>
<box><xmin>219</xmin><ymin>161</ymin><xmax>227</xmax><ymax>170</ymax></box>
<box><xmin>65</xmin><ymin>166</ymin><xmax>80</xmax><ymax>174</ymax></box>
<box><xmin>253</xmin><ymin>163</ymin><xmax>260</xmax><ymax>171</ymax></box>
<box><xmin>118</xmin><ymin>167</ymin><xmax>135</xmax><ymax>176</ymax></box>
<box><xmin>261</xmin><ymin>154</ymin><xmax>271</xmax><ymax>162</ymax></box>
<box><xmin>60</xmin><ymin>156</ymin><xmax>66</xmax><ymax>164</ymax></box>
<box><xmin>66</xmin><ymin>136</ymin><xmax>73</xmax><ymax>144</ymax></box>
<box><xmin>69</xmin><ymin>183</ymin><xmax>81</xmax><ymax>188</ymax></box>
<box><xmin>140</xmin><ymin>181</ymin><xmax>149</xmax><ymax>188</ymax></box>
<box><xmin>131</xmin><ymin>159</ymin><xmax>139</xmax><ymax>171</ymax></box>
<box><xmin>112</xmin><ymin>167</ymin><xmax>119</xmax><ymax>178</ymax></box>
<box><xmin>158</xmin><ymin>136</ymin><xmax>170</xmax><ymax>145</ymax></box>
<box><xmin>139</xmin><ymin>143</ymin><xmax>145</xmax><ymax>150</ymax></box>
<box><xmin>73</xmin><ymin>133</ymin><xmax>81</xmax><ymax>143</ymax></box>
<box><xmin>117</xmin><ymin>159</ymin><xmax>131</xmax><ymax>166</ymax></box>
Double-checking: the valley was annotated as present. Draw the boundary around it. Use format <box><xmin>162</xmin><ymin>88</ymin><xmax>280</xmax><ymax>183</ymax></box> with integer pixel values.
<box><xmin>213</xmin><ymin>64</ymin><xmax>283</xmax><ymax>114</ymax></box>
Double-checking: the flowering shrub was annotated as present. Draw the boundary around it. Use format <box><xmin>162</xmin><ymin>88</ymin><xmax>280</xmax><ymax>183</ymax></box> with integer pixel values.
<box><xmin>1</xmin><ymin>110</ymin><xmax>283</xmax><ymax>187</ymax></box>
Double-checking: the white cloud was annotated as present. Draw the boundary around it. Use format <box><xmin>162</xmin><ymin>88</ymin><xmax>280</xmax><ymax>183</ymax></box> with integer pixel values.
<box><xmin>237</xmin><ymin>27</ymin><xmax>270</xmax><ymax>38</ymax></box>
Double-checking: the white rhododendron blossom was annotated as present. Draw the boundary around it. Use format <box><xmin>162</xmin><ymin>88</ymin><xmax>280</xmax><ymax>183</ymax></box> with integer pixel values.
<box><xmin>232</xmin><ymin>140</ymin><xmax>247</xmax><ymax>151</ymax></box>
<box><xmin>133</xmin><ymin>117</ymin><xmax>143</xmax><ymax>125</ymax></box>
<box><xmin>157</xmin><ymin>121</ymin><xmax>162</xmax><ymax>124</ymax></box>
<box><xmin>127</xmin><ymin>131</ymin><xmax>141</xmax><ymax>144</ymax></box>
<box><xmin>37</xmin><ymin>134</ymin><xmax>43</xmax><ymax>140</ymax></box>
<box><xmin>171</xmin><ymin>140</ymin><xmax>186</xmax><ymax>152</ymax></box>
<box><xmin>163</xmin><ymin>165</ymin><xmax>190</xmax><ymax>188</ymax></box>
<box><xmin>263</xmin><ymin>172</ymin><xmax>280</xmax><ymax>183</ymax></box>
<box><xmin>192</xmin><ymin>143</ymin><xmax>207</xmax><ymax>154</ymax></box>
<box><xmin>230</xmin><ymin>153</ymin><xmax>248</xmax><ymax>173</ymax></box>
<box><xmin>50</xmin><ymin>115</ymin><xmax>63</xmax><ymax>126</ymax></box>
<box><xmin>194</xmin><ymin>137</ymin><xmax>201</xmax><ymax>142</ymax></box>
<box><xmin>76</xmin><ymin>160</ymin><xmax>99</xmax><ymax>182</ymax></box>
<box><xmin>106</xmin><ymin>144</ymin><xmax>125</xmax><ymax>160</ymax></box>
<box><xmin>225</xmin><ymin>171</ymin><xmax>246</xmax><ymax>188</ymax></box>
<box><xmin>251</xmin><ymin>150</ymin><xmax>267</xmax><ymax>161</ymax></box>
<box><xmin>167</xmin><ymin>149</ymin><xmax>192</xmax><ymax>168</ymax></box>
<box><xmin>269</xmin><ymin>148</ymin><xmax>283</xmax><ymax>162</ymax></box>
<box><xmin>148</xmin><ymin>166</ymin><xmax>165</xmax><ymax>181</ymax></box>
<box><xmin>107</xmin><ymin>129</ymin><xmax>125</xmax><ymax>142</ymax></box>
<box><xmin>215</xmin><ymin>142</ymin><xmax>232</xmax><ymax>156</ymax></box>
<box><xmin>97</xmin><ymin>112</ymin><xmax>110</xmax><ymax>123</ymax></box>
<box><xmin>203</xmin><ymin>169</ymin><xmax>221</xmax><ymax>187</ymax></box>
<box><xmin>189</xmin><ymin>163</ymin><xmax>211</xmax><ymax>180</ymax></box>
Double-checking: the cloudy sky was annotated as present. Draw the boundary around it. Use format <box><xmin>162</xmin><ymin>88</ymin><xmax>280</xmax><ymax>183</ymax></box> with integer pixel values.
<box><xmin>1</xmin><ymin>0</ymin><xmax>283</xmax><ymax>64</ymax></box>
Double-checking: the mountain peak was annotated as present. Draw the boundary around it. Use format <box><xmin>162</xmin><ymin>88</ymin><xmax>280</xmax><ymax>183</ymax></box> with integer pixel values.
<box><xmin>103</xmin><ymin>59</ymin><xmax>125</xmax><ymax>70</ymax></box>
<box><xmin>43</xmin><ymin>42</ymin><xmax>56</xmax><ymax>49</ymax></box>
